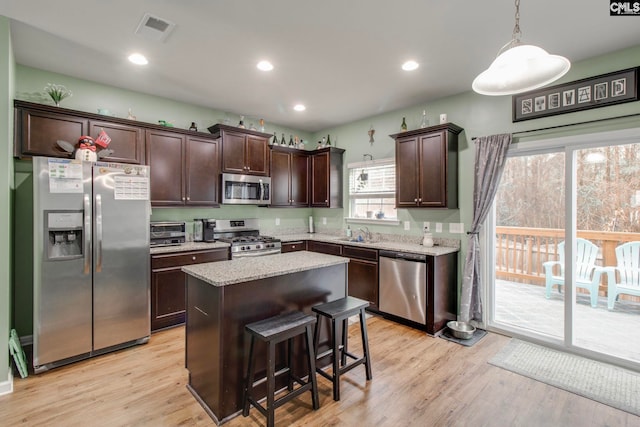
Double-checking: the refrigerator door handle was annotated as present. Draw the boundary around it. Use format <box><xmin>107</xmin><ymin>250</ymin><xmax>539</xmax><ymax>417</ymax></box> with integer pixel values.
<box><xmin>84</xmin><ymin>193</ymin><xmax>91</xmax><ymax>275</ymax></box>
<box><xmin>96</xmin><ymin>194</ymin><xmax>103</xmax><ymax>272</ymax></box>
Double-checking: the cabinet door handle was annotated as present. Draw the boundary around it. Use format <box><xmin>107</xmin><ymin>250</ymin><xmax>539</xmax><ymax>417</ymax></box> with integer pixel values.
<box><xmin>292</xmin><ymin>245</ymin><xmax>296</xmax><ymax>249</ymax></box>
<box><xmin>414</xmin><ymin>198</ymin><xmax>418</xmax><ymax>202</ymax></box>
<box><xmin>187</xmin><ymin>196</ymin><xmax>190</xmax><ymax>201</ymax></box>
<box><xmin>182</xmin><ymin>197</ymin><xmax>186</xmax><ymax>201</ymax></box>
<box><xmin>418</xmin><ymin>198</ymin><xmax>422</xmax><ymax>202</ymax></box>
<box><xmin>192</xmin><ymin>256</ymin><xmax>196</xmax><ymax>261</ymax></box>
<box><xmin>325</xmin><ymin>199</ymin><xmax>328</xmax><ymax>203</ymax></box>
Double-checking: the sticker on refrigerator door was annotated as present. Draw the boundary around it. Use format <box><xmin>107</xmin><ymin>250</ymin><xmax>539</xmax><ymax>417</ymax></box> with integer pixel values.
<box><xmin>114</xmin><ymin>175</ymin><xmax>150</xmax><ymax>200</ymax></box>
<box><xmin>48</xmin><ymin>158</ymin><xmax>83</xmax><ymax>193</ymax></box>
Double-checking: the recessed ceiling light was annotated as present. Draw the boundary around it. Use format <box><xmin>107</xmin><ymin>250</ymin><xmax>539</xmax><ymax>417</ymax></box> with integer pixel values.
<box><xmin>293</xmin><ymin>104</ymin><xmax>306</xmax><ymax>112</ymax></box>
<box><xmin>402</xmin><ymin>60</ymin><xmax>419</xmax><ymax>71</ymax></box>
<box><xmin>128</xmin><ymin>53</ymin><xmax>148</xmax><ymax>65</ymax></box>
<box><xmin>257</xmin><ymin>60</ymin><xmax>274</xmax><ymax>71</ymax></box>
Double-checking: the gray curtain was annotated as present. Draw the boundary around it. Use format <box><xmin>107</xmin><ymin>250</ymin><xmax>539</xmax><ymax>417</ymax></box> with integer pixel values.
<box><xmin>459</xmin><ymin>133</ymin><xmax>512</xmax><ymax>324</ymax></box>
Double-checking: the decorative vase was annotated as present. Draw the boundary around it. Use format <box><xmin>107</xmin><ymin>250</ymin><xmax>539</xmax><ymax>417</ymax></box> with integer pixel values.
<box><xmin>44</xmin><ymin>83</ymin><xmax>72</xmax><ymax>107</ymax></box>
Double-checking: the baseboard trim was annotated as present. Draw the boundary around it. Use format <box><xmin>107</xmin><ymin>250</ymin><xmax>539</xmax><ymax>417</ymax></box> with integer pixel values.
<box><xmin>0</xmin><ymin>370</ymin><xmax>14</xmax><ymax>396</ymax></box>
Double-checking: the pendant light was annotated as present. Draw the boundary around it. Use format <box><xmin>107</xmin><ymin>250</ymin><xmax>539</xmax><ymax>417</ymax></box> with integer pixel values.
<box><xmin>472</xmin><ymin>0</ymin><xmax>570</xmax><ymax>96</ymax></box>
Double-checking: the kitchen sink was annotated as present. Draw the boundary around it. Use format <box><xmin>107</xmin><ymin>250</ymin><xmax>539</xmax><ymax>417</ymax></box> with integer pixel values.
<box><xmin>337</xmin><ymin>237</ymin><xmax>362</xmax><ymax>242</ymax></box>
<box><xmin>336</xmin><ymin>237</ymin><xmax>380</xmax><ymax>244</ymax></box>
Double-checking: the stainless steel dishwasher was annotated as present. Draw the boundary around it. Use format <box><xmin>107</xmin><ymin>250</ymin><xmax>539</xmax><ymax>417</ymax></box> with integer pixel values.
<box><xmin>378</xmin><ymin>250</ymin><xmax>427</xmax><ymax>324</ymax></box>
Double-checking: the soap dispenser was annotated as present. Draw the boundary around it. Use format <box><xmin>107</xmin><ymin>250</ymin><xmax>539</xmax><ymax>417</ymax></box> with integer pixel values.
<box><xmin>422</xmin><ymin>227</ymin><xmax>434</xmax><ymax>247</ymax></box>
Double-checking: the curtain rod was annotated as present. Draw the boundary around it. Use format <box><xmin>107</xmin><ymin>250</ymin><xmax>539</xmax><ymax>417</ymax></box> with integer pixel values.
<box><xmin>471</xmin><ymin>112</ymin><xmax>640</xmax><ymax>141</ymax></box>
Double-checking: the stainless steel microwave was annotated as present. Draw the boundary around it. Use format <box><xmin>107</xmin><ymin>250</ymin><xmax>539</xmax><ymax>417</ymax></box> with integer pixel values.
<box><xmin>221</xmin><ymin>173</ymin><xmax>271</xmax><ymax>205</ymax></box>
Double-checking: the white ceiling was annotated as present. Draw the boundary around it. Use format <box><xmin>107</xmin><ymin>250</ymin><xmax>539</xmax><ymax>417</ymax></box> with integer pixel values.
<box><xmin>1</xmin><ymin>1</ymin><xmax>639</xmax><ymax>132</ymax></box>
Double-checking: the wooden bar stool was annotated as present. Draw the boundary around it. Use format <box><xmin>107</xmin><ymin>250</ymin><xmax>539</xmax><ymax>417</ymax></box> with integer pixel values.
<box><xmin>312</xmin><ymin>296</ymin><xmax>372</xmax><ymax>401</ymax></box>
<box><xmin>243</xmin><ymin>311</ymin><xmax>319</xmax><ymax>427</ymax></box>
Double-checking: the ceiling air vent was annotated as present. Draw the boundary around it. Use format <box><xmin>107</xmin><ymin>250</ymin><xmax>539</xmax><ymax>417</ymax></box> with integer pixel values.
<box><xmin>135</xmin><ymin>13</ymin><xmax>176</xmax><ymax>42</ymax></box>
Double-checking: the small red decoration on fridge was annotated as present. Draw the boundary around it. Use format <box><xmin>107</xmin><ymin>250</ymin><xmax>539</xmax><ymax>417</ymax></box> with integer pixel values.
<box><xmin>95</xmin><ymin>129</ymin><xmax>112</xmax><ymax>148</ymax></box>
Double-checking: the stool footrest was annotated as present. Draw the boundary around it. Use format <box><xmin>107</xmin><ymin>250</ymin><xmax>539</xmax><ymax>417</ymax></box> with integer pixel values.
<box><xmin>316</xmin><ymin>344</ymin><xmax>344</xmax><ymax>361</ymax></box>
<box><xmin>249</xmin><ymin>366</ymin><xmax>291</xmax><ymax>388</ymax></box>
<box><xmin>317</xmin><ymin>356</ymin><xmax>366</xmax><ymax>377</ymax></box>
<box><xmin>249</xmin><ymin>380</ymin><xmax>315</xmax><ymax>414</ymax></box>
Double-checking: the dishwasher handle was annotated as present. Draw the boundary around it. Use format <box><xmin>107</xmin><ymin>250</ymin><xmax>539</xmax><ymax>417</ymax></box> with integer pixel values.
<box><xmin>379</xmin><ymin>250</ymin><xmax>426</xmax><ymax>262</ymax></box>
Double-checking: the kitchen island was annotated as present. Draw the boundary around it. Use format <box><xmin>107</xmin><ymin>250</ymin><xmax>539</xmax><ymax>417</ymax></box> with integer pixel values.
<box><xmin>182</xmin><ymin>251</ymin><xmax>349</xmax><ymax>425</ymax></box>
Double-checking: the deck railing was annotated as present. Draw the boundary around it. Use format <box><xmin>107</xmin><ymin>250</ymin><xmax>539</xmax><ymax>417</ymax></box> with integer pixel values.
<box><xmin>495</xmin><ymin>226</ymin><xmax>640</xmax><ymax>300</ymax></box>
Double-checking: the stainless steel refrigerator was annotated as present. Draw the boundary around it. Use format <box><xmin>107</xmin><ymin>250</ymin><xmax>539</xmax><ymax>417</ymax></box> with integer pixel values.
<box><xmin>32</xmin><ymin>156</ymin><xmax>151</xmax><ymax>373</ymax></box>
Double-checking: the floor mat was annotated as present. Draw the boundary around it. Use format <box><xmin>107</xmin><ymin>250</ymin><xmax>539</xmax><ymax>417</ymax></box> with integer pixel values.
<box><xmin>439</xmin><ymin>328</ymin><xmax>487</xmax><ymax>347</ymax></box>
<box><xmin>490</xmin><ymin>339</ymin><xmax>640</xmax><ymax>416</ymax></box>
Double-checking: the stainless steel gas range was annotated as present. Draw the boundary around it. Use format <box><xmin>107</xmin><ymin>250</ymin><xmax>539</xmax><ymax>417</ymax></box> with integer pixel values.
<box><xmin>213</xmin><ymin>219</ymin><xmax>281</xmax><ymax>259</ymax></box>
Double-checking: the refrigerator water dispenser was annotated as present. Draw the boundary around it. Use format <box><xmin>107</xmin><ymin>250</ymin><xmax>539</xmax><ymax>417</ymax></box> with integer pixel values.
<box><xmin>45</xmin><ymin>211</ymin><xmax>83</xmax><ymax>260</ymax></box>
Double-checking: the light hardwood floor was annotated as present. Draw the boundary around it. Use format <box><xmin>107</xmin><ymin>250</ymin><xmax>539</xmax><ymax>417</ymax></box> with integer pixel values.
<box><xmin>1</xmin><ymin>315</ymin><xmax>638</xmax><ymax>426</ymax></box>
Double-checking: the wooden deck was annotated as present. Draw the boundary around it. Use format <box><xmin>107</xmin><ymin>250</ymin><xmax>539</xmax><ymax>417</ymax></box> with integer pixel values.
<box><xmin>496</xmin><ymin>226</ymin><xmax>640</xmax><ymax>303</ymax></box>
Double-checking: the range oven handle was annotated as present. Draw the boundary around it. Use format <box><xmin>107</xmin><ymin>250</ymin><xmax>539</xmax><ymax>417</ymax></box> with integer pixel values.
<box><xmin>232</xmin><ymin>249</ymin><xmax>281</xmax><ymax>258</ymax></box>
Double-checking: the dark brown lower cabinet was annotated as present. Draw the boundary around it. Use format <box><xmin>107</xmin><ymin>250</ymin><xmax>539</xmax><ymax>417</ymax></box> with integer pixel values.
<box><xmin>307</xmin><ymin>242</ymin><xmax>379</xmax><ymax>309</ymax></box>
<box><xmin>343</xmin><ymin>246</ymin><xmax>379</xmax><ymax>309</ymax></box>
<box><xmin>150</xmin><ymin>248</ymin><xmax>228</xmax><ymax>331</ymax></box>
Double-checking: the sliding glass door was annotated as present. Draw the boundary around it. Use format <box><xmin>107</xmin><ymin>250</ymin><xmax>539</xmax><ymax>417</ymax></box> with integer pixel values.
<box><xmin>488</xmin><ymin>128</ymin><xmax>640</xmax><ymax>368</ymax></box>
<box><xmin>492</xmin><ymin>150</ymin><xmax>566</xmax><ymax>340</ymax></box>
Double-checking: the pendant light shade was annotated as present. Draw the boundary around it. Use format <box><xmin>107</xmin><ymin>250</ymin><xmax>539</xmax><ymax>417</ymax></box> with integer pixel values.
<box><xmin>472</xmin><ymin>44</ymin><xmax>570</xmax><ymax>95</ymax></box>
<box><xmin>472</xmin><ymin>0</ymin><xmax>571</xmax><ymax>96</ymax></box>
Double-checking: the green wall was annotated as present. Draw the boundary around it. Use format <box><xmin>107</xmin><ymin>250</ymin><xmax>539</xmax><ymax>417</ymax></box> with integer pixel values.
<box><xmin>1</xmin><ymin>16</ymin><xmax>15</xmax><ymax>392</ymax></box>
<box><xmin>310</xmin><ymin>44</ymin><xmax>640</xmax><ymax>239</ymax></box>
<box><xmin>9</xmin><ymin>40</ymin><xmax>640</xmax><ymax>339</ymax></box>
<box><xmin>15</xmin><ymin>64</ymin><xmax>312</xmax><ymax>143</ymax></box>
<box><xmin>310</xmin><ymin>45</ymin><xmax>640</xmax><ymax>291</ymax></box>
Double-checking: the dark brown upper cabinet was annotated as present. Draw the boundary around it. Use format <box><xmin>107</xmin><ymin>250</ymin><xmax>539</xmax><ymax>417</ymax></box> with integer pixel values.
<box><xmin>146</xmin><ymin>130</ymin><xmax>220</xmax><ymax>207</ymax></box>
<box><xmin>14</xmin><ymin>100</ymin><xmax>143</xmax><ymax>164</ymax></box>
<box><xmin>310</xmin><ymin>146</ymin><xmax>345</xmax><ymax>208</ymax></box>
<box><xmin>391</xmin><ymin>123</ymin><xmax>462</xmax><ymax>209</ymax></box>
<box><xmin>269</xmin><ymin>145</ymin><xmax>309</xmax><ymax>207</ymax></box>
<box><xmin>88</xmin><ymin>120</ymin><xmax>144</xmax><ymax>164</ymax></box>
<box><xmin>208</xmin><ymin>124</ymin><xmax>270</xmax><ymax>176</ymax></box>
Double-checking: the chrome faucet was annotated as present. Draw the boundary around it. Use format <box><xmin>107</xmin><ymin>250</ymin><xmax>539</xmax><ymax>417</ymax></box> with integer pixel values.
<box><xmin>359</xmin><ymin>226</ymin><xmax>372</xmax><ymax>241</ymax></box>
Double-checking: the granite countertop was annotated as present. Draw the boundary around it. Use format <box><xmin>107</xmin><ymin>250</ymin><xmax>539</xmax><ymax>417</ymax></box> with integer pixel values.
<box><xmin>182</xmin><ymin>251</ymin><xmax>349</xmax><ymax>287</ymax></box>
<box><xmin>150</xmin><ymin>241</ymin><xmax>230</xmax><ymax>255</ymax></box>
<box><xmin>274</xmin><ymin>233</ymin><xmax>460</xmax><ymax>257</ymax></box>
<box><xmin>149</xmin><ymin>233</ymin><xmax>459</xmax><ymax>257</ymax></box>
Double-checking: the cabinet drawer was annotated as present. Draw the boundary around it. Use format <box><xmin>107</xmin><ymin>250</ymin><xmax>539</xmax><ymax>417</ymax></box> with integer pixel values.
<box><xmin>307</xmin><ymin>241</ymin><xmax>342</xmax><ymax>256</ymax></box>
<box><xmin>151</xmin><ymin>249</ymin><xmax>228</xmax><ymax>269</ymax></box>
<box><xmin>282</xmin><ymin>241</ymin><xmax>307</xmax><ymax>253</ymax></box>
<box><xmin>343</xmin><ymin>245</ymin><xmax>378</xmax><ymax>261</ymax></box>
